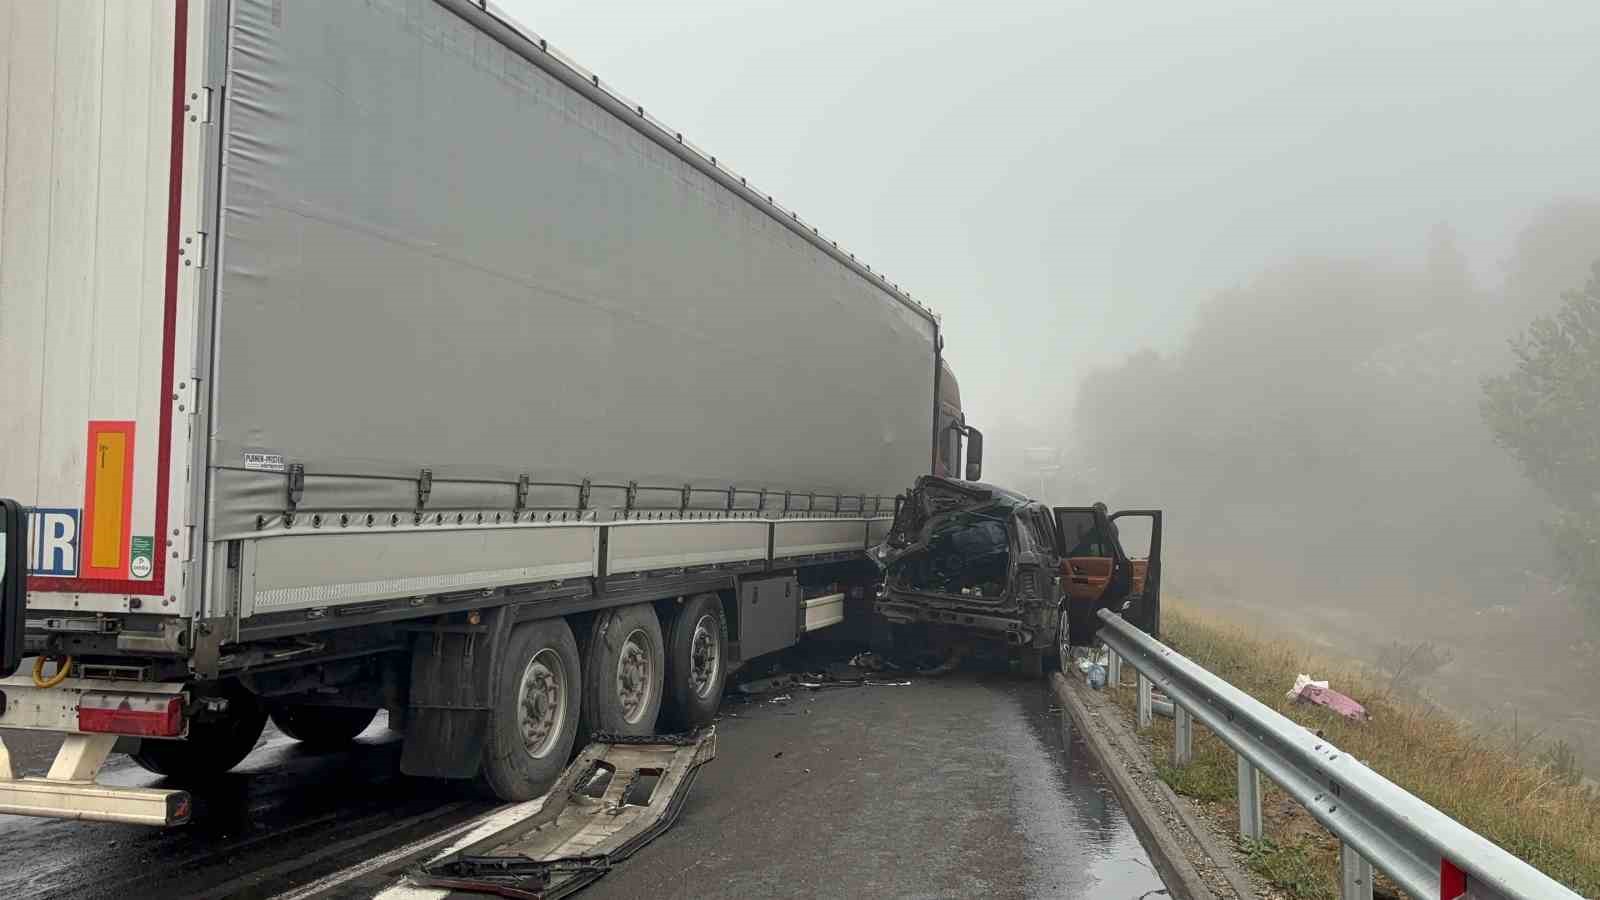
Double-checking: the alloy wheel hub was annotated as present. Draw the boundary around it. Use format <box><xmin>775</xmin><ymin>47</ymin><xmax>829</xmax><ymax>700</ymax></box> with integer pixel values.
<box><xmin>617</xmin><ymin>629</ymin><xmax>653</xmax><ymax>724</ymax></box>
<box><xmin>517</xmin><ymin>649</ymin><xmax>566</xmax><ymax>759</ymax></box>
<box><xmin>688</xmin><ymin>615</ymin><xmax>720</xmax><ymax>699</ymax></box>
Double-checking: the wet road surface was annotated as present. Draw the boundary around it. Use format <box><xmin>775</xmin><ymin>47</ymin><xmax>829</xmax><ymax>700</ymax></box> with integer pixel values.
<box><xmin>0</xmin><ymin>717</ymin><xmax>495</xmax><ymax>899</ymax></box>
<box><xmin>0</xmin><ymin>661</ymin><xmax>1163</xmax><ymax>899</ymax></box>
<box><xmin>585</xmin><ymin>669</ymin><xmax>1164</xmax><ymax>899</ymax></box>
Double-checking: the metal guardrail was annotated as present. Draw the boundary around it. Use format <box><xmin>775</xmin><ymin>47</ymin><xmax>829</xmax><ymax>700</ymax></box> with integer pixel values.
<box><xmin>1094</xmin><ymin>609</ymin><xmax>1583</xmax><ymax>900</ymax></box>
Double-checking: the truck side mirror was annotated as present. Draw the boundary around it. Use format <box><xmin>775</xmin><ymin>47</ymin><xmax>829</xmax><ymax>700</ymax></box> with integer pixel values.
<box><xmin>1</xmin><ymin>498</ymin><xmax>26</xmax><ymax>679</ymax></box>
<box><xmin>964</xmin><ymin>428</ymin><xmax>983</xmax><ymax>482</ymax></box>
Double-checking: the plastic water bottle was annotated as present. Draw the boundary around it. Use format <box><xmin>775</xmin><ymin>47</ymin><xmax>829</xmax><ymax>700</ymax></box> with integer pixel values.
<box><xmin>1086</xmin><ymin>663</ymin><xmax>1107</xmax><ymax>690</ymax></box>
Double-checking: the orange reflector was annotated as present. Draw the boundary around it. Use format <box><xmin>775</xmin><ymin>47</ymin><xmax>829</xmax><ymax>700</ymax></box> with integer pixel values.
<box><xmin>81</xmin><ymin>421</ymin><xmax>135</xmax><ymax>578</ymax></box>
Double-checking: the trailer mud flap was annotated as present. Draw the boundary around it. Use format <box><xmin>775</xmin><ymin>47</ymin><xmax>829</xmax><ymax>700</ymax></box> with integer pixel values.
<box><xmin>401</xmin><ymin>608</ymin><xmax>513</xmax><ymax>779</ymax></box>
<box><xmin>410</xmin><ymin>729</ymin><xmax>716</xmax><ymax>898</ymax></box>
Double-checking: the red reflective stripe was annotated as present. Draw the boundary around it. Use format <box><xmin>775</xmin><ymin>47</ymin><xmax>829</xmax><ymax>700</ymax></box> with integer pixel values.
<box><xmin>1440</xmin><ymin>858</ymin><xmax>1467</xmax><ymax>900</ymax></box>
<box><xmin>27</xmin><ymin>0</ymin><xmax>186</xmax><ymax>598</ymax></box>
<box><xmin>149</xmin><ymin>0</ymin><xmax>189</xmax><ymax>597</ymax></box>
<box><xmin>77</xmin><ymin>694</ymin><xmax>184</xmax><ymax>737</ymax></box>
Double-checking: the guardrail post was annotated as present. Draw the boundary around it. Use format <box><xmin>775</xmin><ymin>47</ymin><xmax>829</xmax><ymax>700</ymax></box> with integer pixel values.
<box><xmin>1237</xmin><ymin>756</ymin><xmax>1262</xmax><ymax>839</ymax></box>
<box><xmin>1107</xmin><ymin>647</ymin><xmax>1122</xmax><ymax>687</ymax></box>
<box><xmin>1339</xmin><ymin>843</ymin><xmax>1373</xmax><ymax>899</ymax></box>
<box><xmin>1172</xmin><ymin>703</ymin><xmax>1193</xmax><ymax>766</ymax></box>
<box><xmin>1136</xmin><ymin>672</ymin><xmax>1152</xmax><ymax>729</ymax></box>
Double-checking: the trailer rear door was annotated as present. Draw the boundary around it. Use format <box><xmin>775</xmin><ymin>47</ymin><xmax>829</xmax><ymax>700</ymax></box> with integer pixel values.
<box><xmin>0</xmin><ymin>1</ymin><xmax>214</xmax><ymax>615</ymax></box>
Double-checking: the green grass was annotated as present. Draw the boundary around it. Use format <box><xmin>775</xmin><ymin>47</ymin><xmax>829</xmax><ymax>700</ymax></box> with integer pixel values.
<box><xmin>1104</xmin><ymin>602</ymin><xmax>1600</xmax><ymax>898</ymax></box>
<box><xmin>1242</xmin><ymin>837</ymin><xmax>1335</xmax><ymax>900</ymax></box>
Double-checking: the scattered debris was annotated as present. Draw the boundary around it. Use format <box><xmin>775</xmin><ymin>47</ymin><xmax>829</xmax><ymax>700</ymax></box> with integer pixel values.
<box><xmin>1072</xmin><ymin>647</ymin><xmax>1109</xmax><ymax>689</ymax></box>
<box><xmin>795</xmin><ymin>672</ymin><xmax>867</xmax><ymax>690</ymax></box>
<box><xmin>1286</xmin><ymin>674</ymin><xmax>1368</xmax><ymax>721</ymax></box>
<box><xmin>849</xmin><ymin>651</ymin><xmax>901</xmax><ymax>672</ymax></box>
<box><xmin>850</xmin><ymin>648</ymin><xmax>960</xmax><ymax>676</ymax></box>
<box><xmin>1284</xmin><ymin>673</ymin><xmax>1328</xmax><ymax>701</ymax></box>
<box><xmin>912</xmin><ymin>652</ymin><xmax>963</xmax><ymax>677</ymax></box>
<box><xmin>411</xmin><ymin>729</ymin><xmax>716</xmax><ymax>898</ymax></box>
<box><xmin>736</xmin><ymin>674</ymin><xmax>800</xmax><ymax>695</ymax></box>
<box><xmin>767</xmin><ymin>693</ymin><xmax>793</xmax><ymax>704</ymax></box>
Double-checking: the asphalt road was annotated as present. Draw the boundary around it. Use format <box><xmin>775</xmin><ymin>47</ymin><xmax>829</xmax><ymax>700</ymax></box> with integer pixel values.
<box><xmin>585</xmin><ymin>663</ymin><xmax>1166</xmax><ymax>900</ymax></box>
<box><xmin>0</xmin><ymin>651</ymin><xmax>1164</xmax><ymax>900</ymax></box>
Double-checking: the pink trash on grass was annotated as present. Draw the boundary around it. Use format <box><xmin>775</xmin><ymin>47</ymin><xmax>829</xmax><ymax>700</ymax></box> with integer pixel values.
<box><xmin>1295</xmin><ymin>683</ymin><xmax>1367</xmax><ymax>721</ymax></box>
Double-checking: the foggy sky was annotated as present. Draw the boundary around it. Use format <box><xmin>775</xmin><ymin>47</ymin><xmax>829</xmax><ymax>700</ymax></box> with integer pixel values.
<box><xmin>497</xmin><ymin>0</ymin><xmax>1600</xmax><ymax>427</ymax></box>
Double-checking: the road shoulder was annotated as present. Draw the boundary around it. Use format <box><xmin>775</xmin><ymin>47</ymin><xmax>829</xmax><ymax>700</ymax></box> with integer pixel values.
<box><xmin>1051</xmin><ymin>671</ymin><xmax>1259</xmax><ymax>900</ymax></box>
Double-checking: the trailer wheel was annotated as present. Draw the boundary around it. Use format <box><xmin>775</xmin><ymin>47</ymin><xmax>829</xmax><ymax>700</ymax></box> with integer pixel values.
<box><xmin>660</xmin><ymin>593</ymin><xmax>727</xmax><ymax>730</ymax></box>
<box><xmin>269</xmin><ymin>705</ymin><xmax>379</xmax><ymax>748</ymax></box>
<box><xmin>479</xmin><ymin>618</ymin><xmax>582</xmax><ymax>801</ymax></box>
<box><xmin>579</xmin><ymin>603</ymin><xmax>665</xmax><ymax>737</ymax></box>
<box><xmin>131</xmin><ymin>682</ymin><xmax>267</xmax><ymax>778</ymax></box>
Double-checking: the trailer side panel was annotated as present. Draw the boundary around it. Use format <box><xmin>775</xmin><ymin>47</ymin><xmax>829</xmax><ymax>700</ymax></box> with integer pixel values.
<box><xmin>211</xmin><ymin>0</ymin><xmax>936</xmax><ymax>551</ymax></box>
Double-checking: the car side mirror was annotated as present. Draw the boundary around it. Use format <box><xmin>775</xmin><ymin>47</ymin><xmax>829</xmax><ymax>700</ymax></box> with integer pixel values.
<box><xmin>964</xmin><ymin>428</ymin><xmax>983</xmax><ymax>481</ymax></box>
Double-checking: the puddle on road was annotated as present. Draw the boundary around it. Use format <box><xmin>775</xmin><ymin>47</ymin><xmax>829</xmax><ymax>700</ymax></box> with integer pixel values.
<box><xmin>990</xmin><ymin>677</ymin><xmax>1169</xmax><ymax>899</ymax></box>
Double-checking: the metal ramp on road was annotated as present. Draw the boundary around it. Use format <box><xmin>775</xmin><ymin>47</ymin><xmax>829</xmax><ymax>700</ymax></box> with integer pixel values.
<box><xmin>405</xmin><ymin>729</ymin><xmax>716</xmax><ymax>899</ymax></box>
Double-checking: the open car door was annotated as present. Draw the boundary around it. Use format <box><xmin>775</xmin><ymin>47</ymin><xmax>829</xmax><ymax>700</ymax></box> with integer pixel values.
<box><xmin>1109</xmin><ymin>510</ymin><xmax>1162</xmax><ymax>638</ymax></box>
<box><xmin>1053</xmin><ymin>505</ymin><xmax>1162</xmax><ymax>642</ymax></box>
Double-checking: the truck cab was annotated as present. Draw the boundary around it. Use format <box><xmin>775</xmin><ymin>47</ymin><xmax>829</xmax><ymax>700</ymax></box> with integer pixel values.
<box><xmin>935</xmin><ymin>361</ymin><xmax>983</xmax><ymax>482</ymax></box>
<box><xmin>872</xmin><ymin>476</ymin><xmax>1160</xmax><ymax>672</ymax></box>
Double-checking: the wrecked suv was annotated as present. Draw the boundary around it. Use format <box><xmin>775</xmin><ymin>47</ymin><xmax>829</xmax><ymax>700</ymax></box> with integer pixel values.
<box><xmin>872</xmin><ymin>476</ymin><xmax>1162</xmax><ymax>674</ymax></box>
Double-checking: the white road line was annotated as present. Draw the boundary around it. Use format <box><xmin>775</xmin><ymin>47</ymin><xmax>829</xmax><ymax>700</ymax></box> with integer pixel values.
<box><xmin>273</xmin><ymin>794</ymin><xmax>548</xmax><ymax>900</ymax></box>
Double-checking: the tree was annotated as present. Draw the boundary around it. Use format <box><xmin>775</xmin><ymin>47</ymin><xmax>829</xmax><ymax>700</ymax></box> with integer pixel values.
<box><xmin>1481</xmin><ymin>261</ymin><xmax>1600</xmax><ymax>613</ymax></box>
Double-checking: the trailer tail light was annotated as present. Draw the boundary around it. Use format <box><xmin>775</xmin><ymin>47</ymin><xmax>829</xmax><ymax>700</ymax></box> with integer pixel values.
<box><xmin>78</xmin><ymin>693</ymin><xmax>184</xmax><ymax>737</ymax></box>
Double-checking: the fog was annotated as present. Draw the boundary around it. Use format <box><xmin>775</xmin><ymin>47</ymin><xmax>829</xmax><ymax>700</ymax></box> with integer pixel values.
<box><xmin>496</xmin><ymin>1</ymin><xmax>1600</xmax><ymax>755</ymax></box>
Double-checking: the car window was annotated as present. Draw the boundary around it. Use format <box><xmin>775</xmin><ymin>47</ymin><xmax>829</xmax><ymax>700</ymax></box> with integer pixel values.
<box><xmin>1058</xmin><ymin>510</ymin><xmax>1107</xmax><ymax>557</ymax></box>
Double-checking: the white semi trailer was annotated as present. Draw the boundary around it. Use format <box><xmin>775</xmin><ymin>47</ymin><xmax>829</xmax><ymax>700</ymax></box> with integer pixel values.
<box><xmin>0</xmin><ymin>0</ymin><xmax>982</xmax><ymax>826</ymax></box>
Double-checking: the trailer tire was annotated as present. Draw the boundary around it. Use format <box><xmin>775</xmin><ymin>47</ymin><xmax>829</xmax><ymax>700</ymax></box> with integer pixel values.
<box><xmin>269</xmin><ymin>705</ymin><xmax>379</xmax><ymax>748</ymax></box>
<box><xmin>660</xmin><ymin>593</ymin><xmax>726</xmax><ymax>730</ymax></box>
<box><xmin>578</xmin><ymin>603</ymin><xmax>665</xmax><ymax>738</ymax></box>
<box><xmin>131</xmin><ymin>682</ymin><xmax>267</xmax><ymax>778</ymax></box>
<box><xmin>479</xmin><ymin>618</ymin><xmax>583</xmax><ymax>802</ymax></box>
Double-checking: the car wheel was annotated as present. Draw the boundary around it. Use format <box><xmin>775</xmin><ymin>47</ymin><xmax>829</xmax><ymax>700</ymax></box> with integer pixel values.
<box><xmin>1057</xmin><ymin>605</ymin><xmax>1073</xmax><ymax>672</ymax></box>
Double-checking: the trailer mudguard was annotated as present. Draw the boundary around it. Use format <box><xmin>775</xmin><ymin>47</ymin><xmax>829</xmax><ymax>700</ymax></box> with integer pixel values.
<box><xmin>400</xmin><ymin>607</ymin><xmax>515</xmax><ymax>779</ymax></box>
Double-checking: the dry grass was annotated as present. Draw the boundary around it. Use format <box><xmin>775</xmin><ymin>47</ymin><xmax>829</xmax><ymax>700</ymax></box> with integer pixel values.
<box><xmin>1104</xmin><ymin>601</ymin><xmax>1600</xmax><ymax>898</ymax></box>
